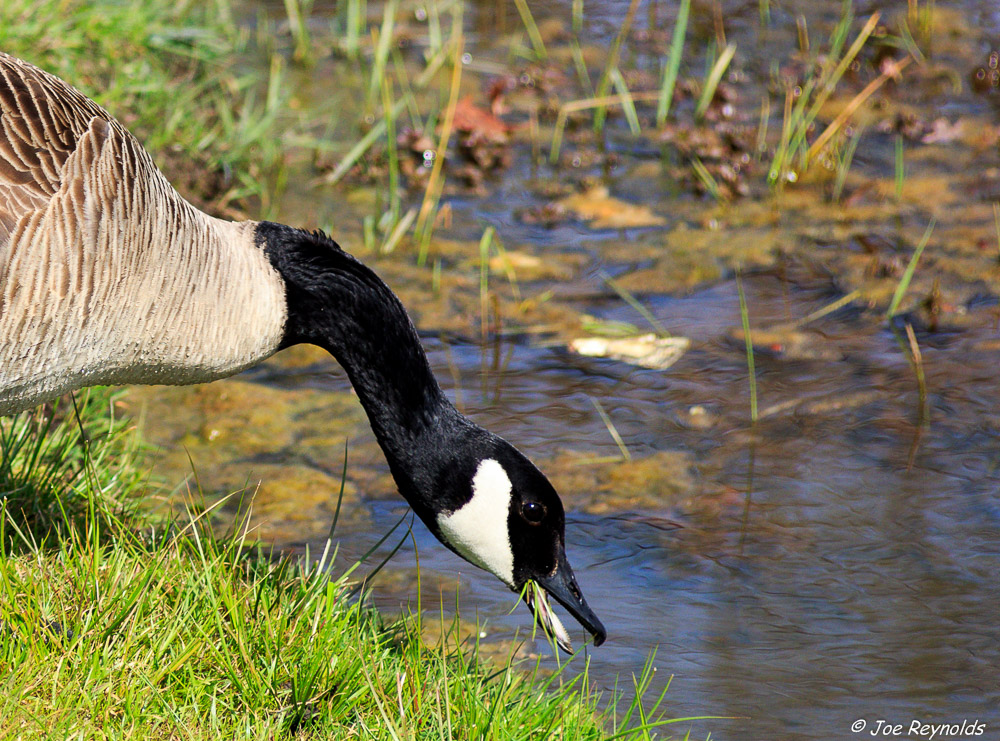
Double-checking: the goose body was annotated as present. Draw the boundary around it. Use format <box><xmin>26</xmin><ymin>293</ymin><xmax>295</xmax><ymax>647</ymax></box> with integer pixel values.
<box><xmin>0</xmin><ymin>52</ymin><xmax>605</xmax><ymax>650</ymax></box>
<box><xmin>0</xmin><ymin>53</ymin><xmax>285</xmax><ymax>413</ymax></box>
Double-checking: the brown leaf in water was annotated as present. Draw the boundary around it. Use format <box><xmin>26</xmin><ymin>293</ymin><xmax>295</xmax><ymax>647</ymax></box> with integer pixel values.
<box><xmin>558</xmin><ymin>186</ymin><xmax>666</xmax><ymax>229</ymax></box>
<box><xmin>451</xmin><ymin>96</ymin><xmax>510</xmax><ymax>142</ymax></box>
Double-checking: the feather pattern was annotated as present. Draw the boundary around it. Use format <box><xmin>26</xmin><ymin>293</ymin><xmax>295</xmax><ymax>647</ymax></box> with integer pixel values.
<box><xmin>0</xmin><ymin>52</ymin><xmax>286</xmax><ymax>415</ymax></box>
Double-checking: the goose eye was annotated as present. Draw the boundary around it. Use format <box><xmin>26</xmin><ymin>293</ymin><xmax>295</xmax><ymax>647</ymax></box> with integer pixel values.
<box><xmin>522</xmin><ymin>501</ymin><xmax>546</xmax><ymax>524</ymax></box>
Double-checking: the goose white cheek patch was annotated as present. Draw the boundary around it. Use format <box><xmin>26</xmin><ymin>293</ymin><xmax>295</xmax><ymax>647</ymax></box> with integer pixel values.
<box><xmin>436</xmin><ymin>458</ymin><xmax>515</xmax><ymax>586</ymax></box>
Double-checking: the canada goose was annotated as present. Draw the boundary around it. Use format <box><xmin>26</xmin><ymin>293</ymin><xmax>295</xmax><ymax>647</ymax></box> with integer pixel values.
<box><xmin>0</xmin><ymin>52</ymin><xmax>605</xmax><ymax>651</ymax></box>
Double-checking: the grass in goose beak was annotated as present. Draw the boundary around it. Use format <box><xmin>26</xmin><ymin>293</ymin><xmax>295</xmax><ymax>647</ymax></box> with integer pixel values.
<box><xmin>523</xmin><ymin>581</ymin><xmax>573</xmax><ymax>653</ymax></box>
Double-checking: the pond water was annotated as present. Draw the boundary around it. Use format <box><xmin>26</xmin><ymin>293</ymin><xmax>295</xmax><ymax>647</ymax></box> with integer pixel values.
<box><xmin>129</xmin><ymin>1</ymin><xmax>1000</xmax><ymax>737</ymax></box>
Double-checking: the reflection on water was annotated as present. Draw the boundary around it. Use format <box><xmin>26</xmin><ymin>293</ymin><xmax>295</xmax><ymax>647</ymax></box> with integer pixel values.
<box><xmin>131</xmin><ymin>0</ymin><xmax>1000</xmax><ymax>737</ymax></box>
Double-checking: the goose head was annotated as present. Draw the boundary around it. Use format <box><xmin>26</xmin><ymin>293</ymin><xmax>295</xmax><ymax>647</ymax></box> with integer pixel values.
<box><xmin>423</xmin><ymin>432</ymin><xmax>607</xmax><ymax>652</ymax></box>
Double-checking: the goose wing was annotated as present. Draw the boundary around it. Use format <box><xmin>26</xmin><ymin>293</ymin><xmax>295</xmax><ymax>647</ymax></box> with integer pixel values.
<box><xmin>0</xmin><ymin>52</ymin><xmax>286</xmax><ymax>416</ymax></box>
<box><xmin>0</xmin><ymin>52</ymin><xmax>119</xmax><ymax>249</ymax></box>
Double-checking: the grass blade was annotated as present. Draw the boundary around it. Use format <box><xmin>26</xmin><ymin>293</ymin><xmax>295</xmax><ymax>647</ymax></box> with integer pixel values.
<box><xmin>887</xmin><ymin>218</ymin><xmax>935</xmax><ymax>319</ymax></box>
<box><xmin>736</xmin><ymin>270</ymin><xmax>758</xmax><ymax>423</ymax></box>
<box><xmin>656</xmin><ymin>0</ymin><xmax>690</xmax><ymax>126</ymax></box>
<box><xmin>694</xmin><ymin>43</ymin><xmax>736</xmax><ymax>121</ymax></box>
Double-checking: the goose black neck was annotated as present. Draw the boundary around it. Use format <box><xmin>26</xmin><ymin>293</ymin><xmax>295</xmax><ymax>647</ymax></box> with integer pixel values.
<box><xmin>258</xmin><ymin>222</ymin><xmax>460</xmax><ymax>488</ymax></box>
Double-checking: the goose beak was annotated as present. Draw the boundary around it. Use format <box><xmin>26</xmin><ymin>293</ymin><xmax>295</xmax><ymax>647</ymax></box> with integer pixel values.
<box><xmin>523</xmin><ymin>551</ymin><xmax>606</xmax><ymax>653</ymax></box>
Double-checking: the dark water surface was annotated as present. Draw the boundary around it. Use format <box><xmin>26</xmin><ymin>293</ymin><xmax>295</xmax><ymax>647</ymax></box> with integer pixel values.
<box><xmin>134</xmin><ymin>1</ymin><xmax>1000</xmax><ymax>737</ymax></box>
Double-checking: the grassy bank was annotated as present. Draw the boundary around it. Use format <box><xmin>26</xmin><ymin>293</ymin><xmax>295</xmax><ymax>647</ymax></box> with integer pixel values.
<box><xmin>1</xmin><ymin>398</ymin><xmax>670</xmax><ymax>739</ymax></box>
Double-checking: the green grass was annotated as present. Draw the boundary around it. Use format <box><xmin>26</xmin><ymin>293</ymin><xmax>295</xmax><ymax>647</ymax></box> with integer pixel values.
<box><xmin>0</xmin><ymin>0</ymin><xmax>292</xmax><ymax>217</ymax></box>
<box><xmin>767</xmin><ymin>7</ymin><xmax>882</xmax><ymax>189</ymax></box>
<box><xmin>0</xmin><ymin>393</ymin><xmax>683</xmax><ymax>739</ymax></box>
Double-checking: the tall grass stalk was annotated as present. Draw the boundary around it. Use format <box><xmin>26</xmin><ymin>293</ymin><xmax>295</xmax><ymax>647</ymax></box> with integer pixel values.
<box><xmin>592</xmin><ymin>0</ymin><xmax>642</xmax><ymax>134</ymax></box>
<box><xmin>571</xmin><ymin>38</ymin><xmax>596</xmax><ymax>96</ymax></box>
<box><xmin>796</xmin><ymin>14</ymin><xmax>809</xmax><ymax>51</ymax></box>
<box><xmin>590</xmin><ymin>398</ymin><xmax>631</xmax><ymax>461</ymax></box>
<box><xmin>599</xmin><ymin>271</ymin><xmax>670</xmax><ymax>336</ymax></box>
<box><xmin>550</xmin><ymin>92</ymin><xmax>660</xmax><ymax>164</ymax></box>
<box><xmin>610</xmin><ymin>67</ymin><xmax>641</xmax><ymax>135</ymax></box>
<box><xmin>903</xmin><ymin>322</ymin><xmax>929</xmax><ymax>427</ymax></box>
<box><xmin>367</xmin><ymin>0</ymin><xmax>398</xmax><ymax>114</ymax></box>
<box><xmin>512</xmin><ymin>0</ymin><xmax>548</xmax><ymax>61</ymax></box>
<box><xmin>656</xmin><ymin>0</ymin><xmax>690</xmax><ymax>126</ymax></box>
<box><xmin>736</xmin><ymin>271</ymin><xmax>758</xmax><ymax>424</ymax></box>
<box><xmin>887</xmin><ymin>219</ymin><xmax>935</xmax><ymax>319</ymax></box>
<box><xmin>769</xmin><ymin>12</ymin><xmax>883</xmax><ymax>186</ymax></box>
<box><xmin>691</xmin><ymin>156</ymin><xmax>722</xmax><ymax>200</ymax></box>
<box><xmin>380</xmin><ymin>72</ymin><xmax>402</xmax><ymax>231</ymax></box>
<box><xmin>895</xmin><ymin>134</ymin><xmax>905</xmax><ymax>201</ymax></box>
<box><xmin>478</xmin><ymin>226</ymin><xmax>496</xmax><ymax>344</ymax></box>
<box><xmin>759</xmin><ymin>0</ymin><xmax>770</xmax><ymax>27</ymax></box>
<box><xmin>832</xmin><ymin>125</ymin><xmax>863</xmax><ymax>202</ymax></box>
<box><xmin>754</xmin><ymin>94</ymin><xmax>770</xmax><ymax>161</ymax></box>
<box><xmin>283</xmin><ymin>0</ymin><xmax>314</xmax><ymax>65</ymax></box>
<box><xmin>806</xmin><ymin>55</ymin><xmax>912</xmax><ymax>162</ymax></box>
<box><xmin>343</xmin><ymin>0</ymin><xmax>366</xmax><ymax>58</ymax></box>
<box><xmin>323</xmin><ymin>98</ymin><xmax>407</xmax><ymax>186</ymax></box>
<box><xmin>416</xmin><ymin>9</ymin><xmax>465</xmax><ymax>264</ymax></box>
<box><xmin>694</xmin><ymin>43</ymin><xmax>736</xmax><ymax>121</ymax></box>
<box><xmin>572</xmin><ymin>0</ymin><xmax>585</xmax><ymax>36</ymax></box>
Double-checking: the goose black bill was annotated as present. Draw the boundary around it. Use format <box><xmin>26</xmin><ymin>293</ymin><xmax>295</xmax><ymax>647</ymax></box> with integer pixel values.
<box><xmin>524</xmin><ymin>551</ymin><xmax>606</xmax><ymax>653</ymax></box>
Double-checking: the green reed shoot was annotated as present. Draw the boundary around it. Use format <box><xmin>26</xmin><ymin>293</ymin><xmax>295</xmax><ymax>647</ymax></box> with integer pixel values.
<box><xmin>887</xmin><ymin>218</ymin><xmax>935</xmax><ymax>319</ymax></box>
<box><xmin>513</xmin><ymin>0</ymin><xmax>547</xmax><ymax>61</ymax></box>
<box><xmin>343</xmin><ymin>0</ymin><xmax>366</xmax><ymax>58</ymax></box>
<box><xmin>324</xmin><ymin>98</ymin><xmax>407</xmax><ymax>186</ymax></box>
<box><xmin>754</xmin><ymin>94</ymin><xmax>770</xmax><ymax>161</ymax></box>
<box><xmin>904</xmin><ymin>322</ymin><xmax>929</xmax><ymax>427</ymax></box>
<box><xmin>833</xmin><ymin>125</ymin><xmax>862</xmax><ymax>202</ymax></box>
<box><xmin>282</xmin><ymin>0</ymin><xmax>314</xmax><ymax>65</ymax></box>
<box><xmin>571</xmin><ymin>38</ymin><xmax>595</xmax><ymax>95</ymax></box>
<box><xmin>590</xmin><ymin>397</ymin><xmax>631</xmax><ymax>461</ymax></box>
<box><xmin>381</xmin><ymin>207</ymin><xmax>417</xmax><ymax>254</ymax></box>
<box><xmin>550</xmin><ymin>91</ymin><xmax>660</xmax><ymax>164</ymax></box>
<box><xmin>695</xmin><ymin>43</ymin><xmax>736</xmax><ymax>121</ymax></box>
<box><xmin>599</xmin><ymin>270</ymin><xmax>670</xmax><ymax>336</ymax></box>
<box><xmin>769</xmin><ymin>10</ymin><xmax>881</xmax><ymax>187</ymax></box>
<box><xmin>736</xmin><ymin>271</ymin><xmax>758</xmax><ymax>423</ymax></box>
<box><xmin>796</xmin><ymin>14</ymin><xmax>809</xmax><ymax>51</ymax></box>
<box><xmin>610</xmin><ymin>67</ymin><xmax>641</xmax><ymax>134</ymax></box>
<box><xmin>479</xmin><ymin>226</ymin><xmax>495</xmax><ymax>344</ymax></box>
<box><xmin>895</xmin><ymin>134</ymin><xmax>905</xmax><ymax>201</ymax></box>
<box><xmin>391</xmin><ymin>47</ymin><xmax>423</xmax><ymax>125</ymax></box>
<box><xmin>829</xmin><ymin>0</ymin><xmax>855</xmax><ymax>59</ymax></box>
<box><xmin>380</xmin><ymin>73</ymin><xmax>401</xmax><ymax>230</ymax></box>
<box><xmin>759</xmin><ymin>0</ymin><xmax>771</xmax><ymax>27</ymax></box>
<box><xmin>691</xmin><ymin>156</ymin><xmax>722</xmax><ymax>200</ymax></box>
<box><xmin>593</xmin><ymin>0</ymin><xmax>641</xmax><ymax>134</ymax></box>
<box><xmin>424</xmin><ymin>0</ymin><xmax>442</xmax><ymax>57</ymax></box>
<box><xmin>416</xmin><ymin>6</ymin><xmax>465</xmax><ymax>264</ymax></box>
<box><xmin>656</xmin><ymin>0</ymin><xmax>690</xmax><ymax>126</ymax></box>
<box><xmin>367</xmin><ymin>0</ymin><xmax>397</xmax><ymax>113</ymax></box>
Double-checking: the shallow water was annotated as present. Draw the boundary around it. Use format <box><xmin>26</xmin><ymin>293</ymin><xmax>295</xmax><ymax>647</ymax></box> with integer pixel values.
<box><xmin>131</xmin><ymin>1</ymin><xmax>1000</xmax><ymax>737</ymax></box>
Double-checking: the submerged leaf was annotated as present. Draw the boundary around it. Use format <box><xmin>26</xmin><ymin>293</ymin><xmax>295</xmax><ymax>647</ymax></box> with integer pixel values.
<box><xmin>558</xmin><ymin>186</ymin><xmax>666</xmax><ymax>229</ymax></box>
<box><xmin>569</xmin><ymin>334</ymin><xmax>690</xmax><ymax>369</ymax></box>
